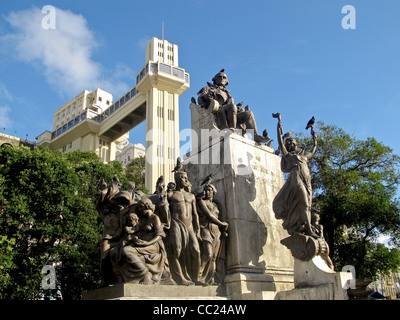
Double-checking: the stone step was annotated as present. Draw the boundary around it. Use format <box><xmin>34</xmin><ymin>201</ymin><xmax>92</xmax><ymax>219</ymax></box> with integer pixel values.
<box><xmin>82</xmin><ymin>283</ymin><xmax>228</xmax><ymax>300</ymax></box>
<box><xmin>113</xmin><ymin>296</ymin><xmax>228</xmax><ymax>300</ymax></box>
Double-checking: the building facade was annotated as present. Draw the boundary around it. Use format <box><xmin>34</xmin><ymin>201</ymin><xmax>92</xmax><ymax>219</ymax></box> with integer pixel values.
<box><xmin>37</xmin><ymin>37</ymin><xmax>189</xmax><ymax>191</ymax></box>
<box><xmin>115</xmin><ymin>140</ymin><xmax>145</xmax><ymax>167</ymax></box>
<box><xmin>36</xmin><ymin>88</ymin><xmax>127</xmax><ymax>163</ymax></box>
<box><xmin>370</xmin><ymin>270</ymin><xmax>400</xmax><ymax>299</ymax></box>
<box><xmin>1</xmin><ymin>132</ymin><xmax>37</xmax><ymax>149</ymax></box>
<box><xmin>137</xmin><ymin>37</ymin><xmax>189</xmax><ymax>192</ymax></box>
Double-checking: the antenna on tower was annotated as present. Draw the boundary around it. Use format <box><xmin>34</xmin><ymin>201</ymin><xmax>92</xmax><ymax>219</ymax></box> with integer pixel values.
<box><xmin>162</xmin><ymin>21</ymin><xmax>164</xmax><ymax>41</ymax></box>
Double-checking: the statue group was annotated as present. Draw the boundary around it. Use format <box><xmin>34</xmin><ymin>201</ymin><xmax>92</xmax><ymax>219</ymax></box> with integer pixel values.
<box><xmin>194</xmin><ymin>70</ymin><xmax>333</xmax><ymax>269</ymax></box>
<box><xmin>96</xmin><ymin>164</ymin><xmax>228</xmax><ymax>286</ymax></box>
<box><xmin>96</xmin><ymin>69</ymin><xmax>333</xmax><ymax>288</ymax></box>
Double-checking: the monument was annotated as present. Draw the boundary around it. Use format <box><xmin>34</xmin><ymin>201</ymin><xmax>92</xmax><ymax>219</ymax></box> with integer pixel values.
<box><xmin>83</xmin><ymin>68</ymin><xmax>351</xmax><ymax>300</ymax></box>
<box><xmin>184</xmin><ymin>69</ymin><xmax>294</xmax><ymax>299</ymax></box>
<box><xmin>187</xmin><ymin>69</ymin><xmax>350</xmax><ymax>299</ymax></box>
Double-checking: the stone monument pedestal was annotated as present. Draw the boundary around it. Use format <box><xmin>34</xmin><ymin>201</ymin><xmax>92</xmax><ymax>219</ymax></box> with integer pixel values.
<box><xmin>183</xmin><ymin>117</ymin><xmax>295</xmax><ymax>299</ymax></box>
<box><xmin>82</xmin><ymin>283</ymin><xmax>227</xmax><ymax>300</ymax></box>
<box><xmin>275</xmin><ymin>256</ymin><xmax>351</xmax><ymax>300</ymax></box>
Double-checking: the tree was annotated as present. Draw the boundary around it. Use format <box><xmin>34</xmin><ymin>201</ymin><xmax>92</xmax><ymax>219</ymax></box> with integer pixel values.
<box><xmin>0</xmin><ymin>146</ymin><xmax>122</xmax><ymax>299</ymax></box>
<box><xmin>297</xmin><ymin>122</ymin><xmax>400</xmax><ymax>279</ymax></box>
<box><xmin>125</xmin><ymin>156</ymin><xmax>148</xmax><ymax>193</ymax></box>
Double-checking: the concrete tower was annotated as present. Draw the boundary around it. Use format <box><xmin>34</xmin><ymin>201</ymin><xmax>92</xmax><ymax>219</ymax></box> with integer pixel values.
<box><xmin>137</xmin><ymin>37</ymin><xmax>189</xmax><ymax>192</ymax></box>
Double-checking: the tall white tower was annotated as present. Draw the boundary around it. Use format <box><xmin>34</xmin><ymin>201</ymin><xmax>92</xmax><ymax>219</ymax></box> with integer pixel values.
<box><xmin>137</xmin><ymin>37</ymin><xmax>189</xmax><ymax>192</ymax></box>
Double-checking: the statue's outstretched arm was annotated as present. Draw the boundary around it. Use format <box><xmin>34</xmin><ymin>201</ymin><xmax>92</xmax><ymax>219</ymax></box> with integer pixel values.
<box><xmin>273</xmin><ymin>113</ymin><xmax>288</xmax><ymax>157</ymax></box>
<box><xmin>306</xmin><ymin>131</ymin><xmax>317</xmax><ymax>160</ymax></box>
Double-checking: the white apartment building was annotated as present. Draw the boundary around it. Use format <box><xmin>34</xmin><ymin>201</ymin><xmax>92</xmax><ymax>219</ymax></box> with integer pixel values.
<box><xmin>52</xmin><ymin>89</ymin><xmax>113</xmax><ymax>133</ymax></box>
<box><xmin>115</xmin><ymin>141</ymin><xmax>145</xmax><ymax>167</ymax></box>
<box><xmin>37</xmin><ymin>88</ymin><xmax>128</xmax><ymax>163</ymax></box>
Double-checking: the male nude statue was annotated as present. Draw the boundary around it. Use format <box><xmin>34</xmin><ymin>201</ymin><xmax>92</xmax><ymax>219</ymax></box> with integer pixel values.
<box><xmin>166</xmin><ymin>170</ymin><xmax>202</xmax><ymax>285</ymax></box>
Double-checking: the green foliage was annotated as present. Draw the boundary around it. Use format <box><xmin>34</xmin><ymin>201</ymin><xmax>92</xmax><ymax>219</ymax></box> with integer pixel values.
<box><xmin>297</xmin><ymin>122</ymin><xmax>400</xmax><ymax>278</ymax></box>
<box><xmin>125</xmin><ymin>156</ymin><xmax>148</xmax><ymax>193</ymax></box>
<box><xmin>365</xmin><ymin>245</ymin><xmax>400</xmax><ymax>278</ymax></box>
<box><xmin>0</xmin><ymin>146</ymin><xmax>124</xmax><ymax>299</ymax></box>
<box><xmin>0</xmin><ymin>235</ymin><xmax>16</xmax><ymax>298</ymax></box>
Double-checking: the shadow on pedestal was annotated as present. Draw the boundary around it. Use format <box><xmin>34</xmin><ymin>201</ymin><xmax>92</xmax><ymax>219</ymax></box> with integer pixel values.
<box><xmin>184</xmin><ymin>130</ymin><xmax>294</xmax><ymax>299</ymax></box>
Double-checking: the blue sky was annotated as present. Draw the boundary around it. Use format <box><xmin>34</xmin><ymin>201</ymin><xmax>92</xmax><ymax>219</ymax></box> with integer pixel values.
<box><xmin>1</xmin><ymin>0</ymin><xmax>400</xmax><ymax>162</ymax></box>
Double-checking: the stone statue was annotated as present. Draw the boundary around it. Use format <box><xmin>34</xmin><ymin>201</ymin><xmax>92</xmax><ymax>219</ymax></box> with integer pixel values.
<box><xmin>272</xmin><ymin>113</ymin><xmax>317</xmax><ymax>237</ymax></box>
<box><xmin>96</xmin><ymin>175</ymin><xmax>175</xmax><ymax>285</ymax></box>
<box><xmin>272</xmin><ymin>113</ymin><xmax>333</xmax><ymax>269</ymax></box>
<box><xmin>148</xmin><ymin>175</ymin><xmax>171</xmax><ymax>230</ymax></box>
<box><xmin>310</xmin><ymin>211</ymin><xmax>334</xmax><ymax>269</ymax></box>
<box><xmin>196</xmin><ymin>69</ymin><xmax>271</xmax><ymax>144</ymax></box>
<box><xmin>196</xmin><ymin>182</ymin><xmax>228</xmax><ymax>284</ymax></box>
<box><xmin>165</xmin><ymin>166</ymin><xmax>202</xmax><ymax>285</ymax></box>
<box><xmin>95</xmin><ymin>168</ymin><xmax>230</xmax><ymax>285</ymax></box>
<box><xmin>109</xmin><ymin>198</ymin><xmax>170</xmax><ymax>284</ymax></box>
<box><xmin>96</xmin><ymin>175</ymin><xmax>125</xmax><ymax>285</ymax></box>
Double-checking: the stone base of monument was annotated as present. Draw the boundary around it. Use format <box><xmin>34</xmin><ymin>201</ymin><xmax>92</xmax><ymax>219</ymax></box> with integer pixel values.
<box><xmin>183</xmin><ymin>119</ymin><xmax>295</xmax><ymax>300</ymax></box>
<box><xmin>81</xmin><ymin>283</ymin><xmax>228</xmax><ymax>300</ymax></box>
<box><xmin>182</xmin><ymin>103</ymin><xmax>351</xmax><ymax>300</ymax></box>
<box><xmin>275</xmin><ymin>256</ymin><xmax>350</xmax><ymax>300</ymax></box>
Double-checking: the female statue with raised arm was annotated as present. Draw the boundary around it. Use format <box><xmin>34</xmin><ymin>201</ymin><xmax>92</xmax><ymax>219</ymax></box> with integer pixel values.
<box><xmin>272</xmin><ymin>113</ymin><xmax>318</xmax><ymax>238</ymax></box>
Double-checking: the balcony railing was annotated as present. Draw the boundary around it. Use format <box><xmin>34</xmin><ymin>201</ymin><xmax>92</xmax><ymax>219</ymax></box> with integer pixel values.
<box><xmin>51</xmin><ymin>86</ymin><xmax>141</xmax><ymax>140</ymax></box>
<box><xmin>135</xmin><ymin>61</ymin><xmax>190</xmax><ymax>85</ymax></box>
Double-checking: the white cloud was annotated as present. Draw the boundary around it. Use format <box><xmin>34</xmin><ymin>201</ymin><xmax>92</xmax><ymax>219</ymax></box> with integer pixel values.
<box><xmin>0</xmin><ymin>105</ymin><xmax>12</xmax><ymax>128</ymax></box>
<box><xmin>2</xmin><ymin>7</ymin><xmax>132</xmax><ymax>98</ymax></box>
<box><xmin>377</xmin><ymin>234</ymin><xmax>391</xmax><ymax>246</ymax></box>
<box><xmin>103</xmin><ymin>62</ymin><xmax>136</xmax><ymax>98</ymax></box>
<box><xmin>0</xmin><ymin>82</ymin><xmax>13</xmax><ymax>128</ymax></box>
<box><xmin>3</xmin><ymin>7</ymin><xmax>100</xmax><ymax>96</ymax></box>
<box><xmin>0</xmin><ymin>82</ymin><xmax>13</xmax><ymax>101</ymax></box>
<box><xmin>137</xmin><ymin>36</ymin><xmax>152</xmax><ymax>49</ymax></box>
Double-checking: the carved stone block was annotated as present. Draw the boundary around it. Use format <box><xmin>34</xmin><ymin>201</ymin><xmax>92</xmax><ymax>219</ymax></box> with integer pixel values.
<box><xmin>184</xmin><ymin>130</ymin><xmax>295</xmax><ymax>298</ymax></box>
